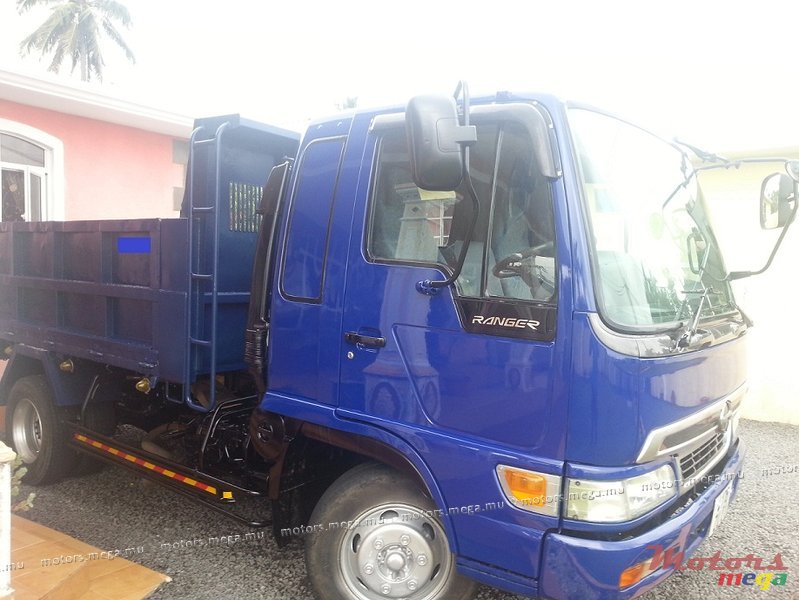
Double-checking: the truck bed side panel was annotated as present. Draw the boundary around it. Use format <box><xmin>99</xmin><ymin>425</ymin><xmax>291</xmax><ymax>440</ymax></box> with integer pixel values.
<box><xmin>0</xmin><ymin>219</ymin><xmax>186</xmax><ymax>381</ymax></box>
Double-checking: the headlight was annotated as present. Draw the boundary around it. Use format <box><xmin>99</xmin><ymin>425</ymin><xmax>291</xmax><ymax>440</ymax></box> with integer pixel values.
<box><xmin>565</xmin><ymin>464</ymin><xmax>676</xmax><ymax>522</ymax></box>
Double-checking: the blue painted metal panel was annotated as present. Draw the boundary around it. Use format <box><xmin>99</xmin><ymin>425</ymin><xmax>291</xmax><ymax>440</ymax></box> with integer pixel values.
<box><xmin>457</xmin><ymin>557</ymin><xmax>538</xmax><ymax>597</ymax></box>
<box><xmin>567</xmin><ymin>311</ymin><xmax>747</xmax><ymax>466</ymax></box>
<box><xmin>185</xmin><ymin>118</ymin><xmax>300</xmax><ymax>385</ymax></box>
<box><xmin>268</xmin><ymin>118</ymin><xmax>353</xmax><ymax>407</ymax></box>
<box><xmin>0</xmin><ymin>220</ymin><xmax>166</xmax><ymax>380</ymax></box>
<box><xmin>0</xmin><ymin>346</ymin><xmax>102</xmax><ymax>407</ymax></box>
<box><xmin>281</xmin><ymin>137</ymin><xmax>346</xmax><ymax>300</ymax></box>
<box><xmin>550</xmin><ymin>99</ymin><xmax>598</xmax><ymax>315</ymax></box>
<box><xmin>117</xmin><ymin>236</ymin><xmax>151</xmax><ymax>254</ymax></box>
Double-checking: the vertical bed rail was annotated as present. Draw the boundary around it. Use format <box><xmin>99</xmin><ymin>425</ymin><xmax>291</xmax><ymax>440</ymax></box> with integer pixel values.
<box><xmin>183</xmin><ymin>122</ymin><xmax>230</xmax><ymax>412</ymax></box>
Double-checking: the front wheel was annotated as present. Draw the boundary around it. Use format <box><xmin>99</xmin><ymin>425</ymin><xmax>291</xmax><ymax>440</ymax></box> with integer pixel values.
<box><xmin>6</xmin><ymin>375</ymin><xmax>78</xmax><ymax>485</ymax></box>
<box><xmin>305</xmin><ymin>463</ymin><xmax>477</xmax><ymax>600</ymax></box>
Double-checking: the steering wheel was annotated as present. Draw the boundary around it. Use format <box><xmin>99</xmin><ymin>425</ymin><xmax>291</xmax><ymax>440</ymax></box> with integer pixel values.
<box><xmin>492</xmin><ymin>241</ymin><xmax>554</xmax><ymax>279</ymax></box>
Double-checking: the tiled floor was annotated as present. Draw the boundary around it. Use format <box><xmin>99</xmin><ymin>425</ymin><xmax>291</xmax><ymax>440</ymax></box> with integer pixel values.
<box><xmin>8</xmin><ymin>516</ymin><xmax>170</xmax><ymax>599</ymax></box>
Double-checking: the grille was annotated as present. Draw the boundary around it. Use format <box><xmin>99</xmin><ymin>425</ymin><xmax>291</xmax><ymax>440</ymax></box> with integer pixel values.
<box><xmin>229</xmin><ymin>182</ymin><xmax>263</xmax><ymax>233</ymax></box>
<box><xmin>679</xmin><ymin>431</ymin><xmax>726</xmax><ymax>482</ymax></box>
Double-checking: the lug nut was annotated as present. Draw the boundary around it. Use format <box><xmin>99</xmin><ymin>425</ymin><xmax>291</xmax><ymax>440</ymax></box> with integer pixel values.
<box><xmin>363</xmin><ymin>563</ymin><xmax>374</xmax><ymax>575</ymax></box>
<box><xmin>381</xmin><ymin>583</ymin><xmax>391</xmax><ymax>595</ymax></box>
<box><xmin>417</xmin><ymin>554</ymin><xmax>427</xmax><ymax>566</ymax></box>
<box><xmin>400</xmin><ymin>535</ymin><xmax>410</xmax><ymax>546</ymax></box>
<box><xmin>374</xmin><ymin>539</ymin><xmax>384</xmax><ymax>550</ymax></box>
<box><xmin>407</xmin><ymin>580</ymin><xmax>418</xmax><ymax>591</ymax></box>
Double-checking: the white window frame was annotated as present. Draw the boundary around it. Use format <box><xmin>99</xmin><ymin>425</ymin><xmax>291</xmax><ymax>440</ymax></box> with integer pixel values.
<box><xmin>0</xmin><ymin>119</ymin><xmax>64</xmax><ymax>221</ymax></box>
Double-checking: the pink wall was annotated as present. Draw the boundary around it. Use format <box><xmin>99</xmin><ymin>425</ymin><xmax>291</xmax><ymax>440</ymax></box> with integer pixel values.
<box><xmin>0</xmin><ymin>99</ymin><xmax>185</xmax><ymax>220</ymax></box>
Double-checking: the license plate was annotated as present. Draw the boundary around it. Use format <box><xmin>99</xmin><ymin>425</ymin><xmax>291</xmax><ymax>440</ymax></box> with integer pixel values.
<box><xmin>708</xmin><ymin>481</ymin><xmax>734</xmax><ymax>537</ymax></box>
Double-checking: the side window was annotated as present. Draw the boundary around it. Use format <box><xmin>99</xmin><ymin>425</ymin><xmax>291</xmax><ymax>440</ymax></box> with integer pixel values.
<box><xmin>281</xmin><ymin>137</ymin><xmax>345</xmax><ymax>302</ymax></box>
<box><xmin>368</xmin><ymin>121</ymin><xmax>556</xmax><ymax>303</ymax></box>
<box><xmin>1</xmin><ymin>133</ymin><xmax>47</xmax><ymax>222</ymax></box>
<box><xmin>488</xmin><ymin>122</ymin><xmax>557</xmax><ymax>302</ymax></box>
<box><xmin>368</xmin><ymin>126</ymin><xmax>498</xmax><ymax>270</ymax></box>
<box><xmin>368</xmin><ymin>132</ymin><xmax>459</xmax><ymax>264</ymax></box>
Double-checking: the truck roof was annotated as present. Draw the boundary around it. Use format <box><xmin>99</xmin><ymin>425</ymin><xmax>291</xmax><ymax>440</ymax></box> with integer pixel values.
<box><xmin>305</xmin><ymin>91</ymin><xmax>569</xmax><ymax>130</ymax></box>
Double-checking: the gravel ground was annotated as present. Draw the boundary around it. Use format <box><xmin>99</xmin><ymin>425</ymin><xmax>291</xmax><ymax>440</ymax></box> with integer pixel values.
<box><xmin>14</xmin><ymin>419</ymin><xmax>799</xmax><ymax>599</ymax></box>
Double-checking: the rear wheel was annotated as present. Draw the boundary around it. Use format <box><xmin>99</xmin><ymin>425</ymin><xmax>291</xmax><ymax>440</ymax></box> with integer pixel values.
<box><xmin>7</xmin><ymin>375</ymin><xmax>78</xmax><ymax>485</ymax></box>
<box><xmin>305</xmin><ymin>462</ymin><xmax>477</xmax><ymax>600</ymax></box>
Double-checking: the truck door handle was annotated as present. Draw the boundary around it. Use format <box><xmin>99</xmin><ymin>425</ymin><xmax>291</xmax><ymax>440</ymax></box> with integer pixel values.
<box><xmin>344</xmin><ymin>332</ymin><xmax>386</xmax><ymax>349</ymax></box>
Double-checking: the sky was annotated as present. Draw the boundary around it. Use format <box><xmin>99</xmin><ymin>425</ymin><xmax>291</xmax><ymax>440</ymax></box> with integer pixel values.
<box><xmin>1</xmin><ymin>0</ymin><xmax>797</xmax><ymax>152</ymax></box>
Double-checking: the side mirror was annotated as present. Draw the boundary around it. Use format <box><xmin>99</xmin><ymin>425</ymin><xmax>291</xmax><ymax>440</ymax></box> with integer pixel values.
<box><xmin>760</xmin><ymin>170</ymin><xmax>797</xmax><ymax>229</ymax></box>
<box><xmin>787</xmin><ymin>160</ymin><xmax>799</xmax><ymax>183</ymax></box>
<box><xmin>405</xmin><ymin>95</ymin><xmax>477</xmax><ymax>191</ymax></box>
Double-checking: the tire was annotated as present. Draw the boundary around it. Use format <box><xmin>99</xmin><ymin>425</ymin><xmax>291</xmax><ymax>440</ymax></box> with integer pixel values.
<box><xmin>305</xmin><ymin>462</ymin><xmax>477</xmax><ymax>600</ymax></box>
<box><xmin>6</xmin><ymin>375</ymin><xmax>78</xmax><ymax>485</ymax></box>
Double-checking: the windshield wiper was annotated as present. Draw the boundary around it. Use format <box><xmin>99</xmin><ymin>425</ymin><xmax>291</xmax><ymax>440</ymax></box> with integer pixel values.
<box><xmin>674</xmin><ymin>286</ymin><xmax>723</xmax><ymax>350</ymax></box>
<box><xmin>672</xmin><ymin>231</ymin><xmax>724</xmax><ymax>350</ymax></box>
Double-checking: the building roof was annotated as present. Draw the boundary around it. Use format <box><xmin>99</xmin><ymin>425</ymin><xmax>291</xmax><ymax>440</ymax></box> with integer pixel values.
<box><xmin>0</xmin><ymin>67</ymin><xmax>193</xmax><ymax>138</ymax></box>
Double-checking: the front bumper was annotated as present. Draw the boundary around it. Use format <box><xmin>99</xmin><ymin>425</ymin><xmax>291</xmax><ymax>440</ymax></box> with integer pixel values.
<box><xmin>538</xmin><ymin>439</ymin><xmax>745</xmax><ymax>599</ymax></box>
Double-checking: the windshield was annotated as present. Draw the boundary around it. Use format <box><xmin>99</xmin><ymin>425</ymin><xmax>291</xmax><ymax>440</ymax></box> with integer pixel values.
<box><xmin>569</xmin><ymin>109</ymin><xmax>736</xmax><ymax>331</ymax></box>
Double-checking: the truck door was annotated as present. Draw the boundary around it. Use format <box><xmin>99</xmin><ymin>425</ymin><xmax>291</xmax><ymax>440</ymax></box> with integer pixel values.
<box><xmin>268</xmin><ymin>127</ymin><xmax>349</xmax><ymax>406</ymax></box>
<box><xmin>338</xmin><ymin>109</ymin><xmax>569</xmax><ymax>457</ymax></box>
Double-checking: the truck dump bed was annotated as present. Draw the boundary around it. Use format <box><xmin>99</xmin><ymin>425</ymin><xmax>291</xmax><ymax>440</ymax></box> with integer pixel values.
<box><xmin>0</xmin><ymin>116</ymin><xmax>299</xmax><ymax>400</ymax></box>
<box><xmin>0</xmin><ymin>218</ymin><xmax>189</xmax><ymax>381</ymax></box>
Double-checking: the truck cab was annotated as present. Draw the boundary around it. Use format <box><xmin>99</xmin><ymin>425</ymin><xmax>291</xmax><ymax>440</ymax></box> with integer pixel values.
<box><xmin>253</xmin><ymin>92</ymin><xmax>755</xmax><ymax>599</ymax></box>
<box><xmin>2</xmin><ymin>88</ymin><xmax>797</xmax><ymax>600</ymax></box>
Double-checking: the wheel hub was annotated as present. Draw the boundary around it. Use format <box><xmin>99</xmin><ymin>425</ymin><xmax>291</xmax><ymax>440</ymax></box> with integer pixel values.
<box><xmin>382</xmin><ymin>548</ymin><xmax>409</xmax><ymax>574</ymax></box>
<box><xmin>358</xmin><ymin>524</ymin><xmax>433</xmax><ymax>596</ymax></box>
<box><xmin>340</xmin><ymin>504</ymin><xmax>450</xmax><ymax>600</ymax></box>
<box><xmin>12</xmin><ymin>398</ymin><xmax>43</xmax><ymax>463</ymax></box>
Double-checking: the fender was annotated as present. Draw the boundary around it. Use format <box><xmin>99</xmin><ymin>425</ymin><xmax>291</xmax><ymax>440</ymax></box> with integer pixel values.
<box><xmin>1</xmin><ymin>351</ymin><xmax>33</xmax><ymax>405</ymax></box>
<box><xmin>250</xmin><ymin>401</ymin><xmax>456</xmax><ymax>550</ymax></box>
<box><xmin>0</xmin><ymin>345</ymin><xmax>108</xmax><ymax>407</ymax></box>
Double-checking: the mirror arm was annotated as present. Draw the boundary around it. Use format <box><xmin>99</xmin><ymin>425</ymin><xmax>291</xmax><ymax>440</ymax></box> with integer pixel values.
<box><xmin>728</xmin><ymin>184</ymin><xmax>799</xmax><ymax>281</ymax></box>
<box><xmin>417</xmin><ymin>175</ymin><xmax>480</xmax><ymax>295</ymax></box>
<box><xmin>417</xmin><ymin>81</ymin><xmax>479</xmax><ymax>296</ymax></box>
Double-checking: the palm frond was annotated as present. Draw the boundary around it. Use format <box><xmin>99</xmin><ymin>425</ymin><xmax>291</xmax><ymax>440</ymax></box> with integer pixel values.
<box><xmin>19</xmin><ymin>5</ymin><xmax>75</xmax><ymax>56</ymax></box>
<box><xmin>16</xmin><ymin>0</ymin><xmax>60</xmax><ymax>15</ymax></box>
<box><xmin>48</xmin><ymin>37</ymin><xmax>69</xmax><ymax>74</ymax></box>
<box><xmin>19</xmin><ymin>0</ymin><xmax>135</xmax><ymax>81</ymax></box>
<box><xmin>92</xmin><ymin>0</ymin><xmax>133</xmax><ymax>28</ymax></box>
<box><xmin>101</xmin><ymin>19</ymin><xmax>134</xmax><ymax>64</ymax></box>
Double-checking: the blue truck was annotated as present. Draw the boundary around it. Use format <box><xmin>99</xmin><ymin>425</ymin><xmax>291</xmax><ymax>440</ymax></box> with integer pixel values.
<box><xmin>0</xmin><ymin>85</ymin><xmax>797</xmax><ymax>599</ymax></box>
